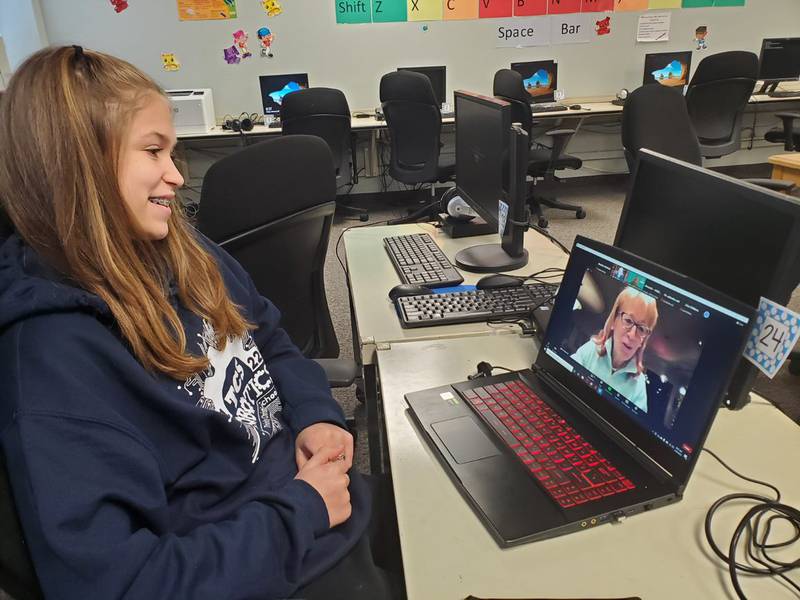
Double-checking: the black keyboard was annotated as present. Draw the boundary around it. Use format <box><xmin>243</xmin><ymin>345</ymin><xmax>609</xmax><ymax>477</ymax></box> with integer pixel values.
<box><xmin>384</xmin><ymin>233</ymin><xmax>464</xmax><ymax>288</ymax></box>
<box><xmin>268</xmin><ymin>120</ymin><xmax>282</xmax><ymax>129</ymax></box>
<box><xmin>462</xmin><ymin>378</ymin><xmax>635</xmax><ymax>509</ymax></box>
<box><xmin>394</xmin><ymin>283</ymin><xmax>557</xmax><ymax>328</ymax></box>
<box><xmin>441</xmin><ymin>111</ymin><xmax>455</xmax><ymax>119</ymax></box>
<box><xmin>531</xmin><ymin>103</ymin><xmax>568</xmax><ymax>113</ymax></box>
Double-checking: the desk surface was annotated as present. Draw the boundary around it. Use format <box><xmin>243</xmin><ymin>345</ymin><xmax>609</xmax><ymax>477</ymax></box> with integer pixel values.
<box><xmin>343</xmin><ymin>223</ymin><xmax>568</xmax><ymax>366</ymax></box>
<box><xmin>769</xmin><ymin>152</ymin><xmax>800</xmax><ymax>169</ymax></box>
<box><xmin>378</xmin><ymin>334</ymin><xmax>800</xmax><ymax>600</ymax></box>
<box><xmin>176</xmin><ymin>84</ymin><xmax>800</xmax><ymax>141</ymax></box>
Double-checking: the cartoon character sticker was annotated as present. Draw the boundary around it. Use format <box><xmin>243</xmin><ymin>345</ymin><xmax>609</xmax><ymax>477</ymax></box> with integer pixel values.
<box><xmin>262</xmin><ymin>0</ymin><xmax>282</xmax><ymax>17</ymax></box>
<box><xmin>595</xmin><ymin>16</ymin><xmax>611</xmax><ymax>36</ymax></box>
<box><xmin>161</xmin><ymin>52</ymin><xmax>181</xmax><ymax>71</ymax></box>
<box><xmin>233</xmin><ymin>29</ymin><xmax>252</xmax><ymax>59</ymax></box>
<box><xmin>110</xmin><ymin>0</ymin><xmax>129</xmax><ymax>12</ymax></box>
<box><xmin>257</xmin><ymin>27</ymin><xmax>274</xmax><ymax>58</ymax></box>
<box><xmin>223</xmin><ymin>45</ymin><xmax>240</xmax><ymax>65</ymax></box>
<box><xmin>694</xmin><ymin>26</ymin><xmax>708</xmax><ymax>51</ymax></box>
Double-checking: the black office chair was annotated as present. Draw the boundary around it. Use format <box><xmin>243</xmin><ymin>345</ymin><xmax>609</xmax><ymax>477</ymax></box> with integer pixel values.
<box><xmin>197</xmin><ymin>135</ymin><xmax>358</xmax><ymax>387</ymax></box>
<box><xmin>622</xmin><ymin>85</ymin><xmax>795</xmax><ymax>194</ymax></box>
<box><xmin>379</xmin><ymin>70</ymin><xmax>455</xmax><ymax>205</ymax></box>
<box><xmin>280</xmin><ymin>87</ymin><xmax>368</xmax><ymax>221</ymax></box>
<box><xmin>685</xmin><ymin>51</ymin><xmax>759</xmax><ymax>159</ymax></box>
<box><xmin>765</xmin><ymin>112</ymin><xmax>800</xmax><ymax>151</ymax></box>
<box><xmin>493</xmin><ymin>69</ymin><xmax>585</xmax><ymax>228</ymax></box>
<box><xmin>1</xmin><ymin>452</ymin><xmax>43</xmax><ymax>600</ymax></box>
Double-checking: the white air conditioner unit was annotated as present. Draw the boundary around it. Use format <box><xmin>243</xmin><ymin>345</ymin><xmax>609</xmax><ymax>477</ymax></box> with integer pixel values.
<box><xmin>166</xmin><ymin>89</ymin><xmax>215</xmax><ymax>134</ymax></box>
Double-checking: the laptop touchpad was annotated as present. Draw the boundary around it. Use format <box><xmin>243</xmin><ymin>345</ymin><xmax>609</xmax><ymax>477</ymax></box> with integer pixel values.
<box><xmin>432</xmin><ymin>417</ymin><xmax>501</xmax><ymax>464</ymax></box>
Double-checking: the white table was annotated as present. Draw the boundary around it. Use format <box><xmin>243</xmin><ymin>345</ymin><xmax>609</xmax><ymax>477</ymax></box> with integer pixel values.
<box><xmin>378</xmin><ymin>335</ymin><xmax>800</xmax><ymax>600</ymax></box>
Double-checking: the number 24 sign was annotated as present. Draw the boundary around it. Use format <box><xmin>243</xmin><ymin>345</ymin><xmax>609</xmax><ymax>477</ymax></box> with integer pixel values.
<box><xmin>744</xmin><ymin>297</ymin><xmax>800</xmax><ymax>378</ymax></box>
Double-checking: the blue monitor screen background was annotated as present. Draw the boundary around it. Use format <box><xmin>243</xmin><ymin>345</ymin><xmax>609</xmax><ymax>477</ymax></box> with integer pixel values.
<box><xmin>511</xmin><ymin>60</ymin><xmax>557</xmax><ymax>102</ymax></box>
<box><xmin>259</xmin><ymin>73</ymin><xmax>309</xmax><ymax>115</ymax></box>
<box><xmin>643</xmin><ymin>52</ymin><xmax>692</xmax><ymax>87</ymax></box>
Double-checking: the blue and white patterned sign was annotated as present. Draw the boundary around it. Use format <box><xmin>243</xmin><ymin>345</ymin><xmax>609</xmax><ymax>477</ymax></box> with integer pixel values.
<box><xmin>744</xmin><ymin>297</ymin><xmax>800</xmax><ymax>379</ymax></box>
<box><xmin>498</xmin><ymin>200</ymin><xmax>509</xmax><ymax>236</ymax></box>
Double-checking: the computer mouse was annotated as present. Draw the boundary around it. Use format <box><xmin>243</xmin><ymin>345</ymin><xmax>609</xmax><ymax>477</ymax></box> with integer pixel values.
<box><xmin>475</xmin><ymin>274</ymin><xmax>524</xmax><ymax>290</ymax></box>
<box><xmin>388</xmin><ymin>283</ymin><xmax>434</xmax><ymax>302</ymax></box>
<box><xmin>569</xmin><ymin>104</ymin><xmax>582</xmax><ymax>110</ymax></box>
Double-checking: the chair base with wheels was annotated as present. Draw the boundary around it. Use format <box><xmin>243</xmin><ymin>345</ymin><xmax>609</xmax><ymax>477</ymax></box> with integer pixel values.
<box><xmin>526</xmin><ymin>136</ymin><xmax>586</xmax><ymax>228</ymax></box>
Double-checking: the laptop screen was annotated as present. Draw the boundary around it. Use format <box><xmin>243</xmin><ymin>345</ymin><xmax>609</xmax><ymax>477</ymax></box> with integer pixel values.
<box><xmin>538</xmin><ymin>240</ymin><xmax>752</xmax><ymax>475</ymax></box>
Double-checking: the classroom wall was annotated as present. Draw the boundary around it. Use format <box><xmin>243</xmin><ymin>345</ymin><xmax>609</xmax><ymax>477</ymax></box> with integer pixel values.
<box><xmin>1</xmin><ymin>0</ymin><xmax>48</xmax><ymax>70</ymax></box>
<box><xmin>19</xmin><ymin>0</ymin><xmax>800</xmax><ymax>184</ymax></box>
<box><xmin>37</xmin><ymin>0</ymin><xmax>800</xmax><ymax>116</ymax></box>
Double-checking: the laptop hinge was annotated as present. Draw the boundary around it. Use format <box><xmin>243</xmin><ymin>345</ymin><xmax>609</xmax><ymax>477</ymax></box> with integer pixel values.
<box><xmin>531</xmin><ymin>365</ymin><xmax>674</xmax><ymax>483</ymax></box>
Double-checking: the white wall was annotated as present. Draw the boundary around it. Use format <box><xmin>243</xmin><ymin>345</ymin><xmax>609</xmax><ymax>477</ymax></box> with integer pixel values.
<box><xmin>0</xmin><ymin>0</ymin><xmax>48</xmax><ymax>70</ymax></box>
<box><xmin>33</xmin><ymin>0</ymin><xmax>800</xmax><ymax>180</ymax></box>
<box><xmin>37</xmin><ymin>0</ymin><xmax>800</xmax><ymax>115</ymax></box>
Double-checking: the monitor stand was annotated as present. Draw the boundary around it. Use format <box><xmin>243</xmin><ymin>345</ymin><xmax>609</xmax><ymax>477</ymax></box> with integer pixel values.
<box><xmin>454</xmin><ymin>244</ymin><xmax>528</xmax><ymax>273</ymax></box>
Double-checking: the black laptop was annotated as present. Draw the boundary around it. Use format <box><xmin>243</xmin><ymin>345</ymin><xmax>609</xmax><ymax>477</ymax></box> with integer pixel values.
<box><xmin>406</xmin><ymin>236</ymin><xmax>755</xmax><ymax>547</ymax></box>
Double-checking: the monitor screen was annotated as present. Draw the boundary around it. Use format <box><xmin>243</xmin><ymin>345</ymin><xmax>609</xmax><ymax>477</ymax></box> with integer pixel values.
<box><xmin>454</xmin><ymin>92</ymin><xmax>510</xmax><ymax>227</ymax></box>
<box><xmin>642</xmin><ymin>52</ymin><xmax>692</xmax><ymax>88</ymax></box>
<box><xmin>398</xmin><ymin>66</ymin><xmax>447</xmax><ymax>106</ymax></box>
<box><xmin>614</xmin><ymin>150</ymin><xmax>800</xmax><ymax>406</ymax></box>
<box><xmin>258</xmin><ymin>73</ymin><xmax>309</xmax><ymax>116</ymax></box>
<box><xmin>759</xmin><ymin>38</ymin><xmax>800</xmax><ymax>82</ymax></box>
<box><xmin>510</xmin><ymin>60</ymin><xmax>557</xmax><ymax>103</ymax></box>
<box><xmin>541</xmin><ymin>239</ymin><xmax>753</xmax><ymax>471</ymax></box>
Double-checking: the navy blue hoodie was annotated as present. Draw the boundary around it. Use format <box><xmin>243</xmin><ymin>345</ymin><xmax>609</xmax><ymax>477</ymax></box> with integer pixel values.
<box><xmin>0</xmin><ymin>232</ymin><xmax>369</xmax><ymax>599</ymax></box>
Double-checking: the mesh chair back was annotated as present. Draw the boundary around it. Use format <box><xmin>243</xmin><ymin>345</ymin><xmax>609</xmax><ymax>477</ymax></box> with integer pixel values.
<box><xmin>379</xmin><ymin>70</ymin><xmax>443</xmax><ymax>184</ymax></box>
<box><xmin>492</xmin><ymin>69</ymin><xmax>533</xmax><ymax>140</ymax></box>
<box><xmin>686</xmin><ymin>51</ymin><xmax>758</xmax><ymax>154</ymax></box>
<box><xmin>622</xmin><ymin>85</ymin><xmax>702</xmax><ymax>170</ymax></box>
<box><xmin>280</xmin><ymin>87</ymin><xmax>351</xmax><ymax>176</ymax></box>
<box><xmin>198</xmin><ymin>135</ymin><xmax>339</xmax><ymax>358</ymax></box>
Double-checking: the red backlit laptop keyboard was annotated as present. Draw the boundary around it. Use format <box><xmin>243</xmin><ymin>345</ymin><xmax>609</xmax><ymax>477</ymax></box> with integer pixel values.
<box><xmin>461</xmin><ymin>379</ymin><xmax>635</xmax><ymax>508</ymax></box>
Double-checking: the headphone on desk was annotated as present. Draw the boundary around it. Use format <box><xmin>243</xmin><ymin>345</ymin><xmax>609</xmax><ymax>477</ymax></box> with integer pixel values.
<box><xmin>222</xmin><ymin>112</ymin><xmax>259</xmax><ymax>132</ymax></box>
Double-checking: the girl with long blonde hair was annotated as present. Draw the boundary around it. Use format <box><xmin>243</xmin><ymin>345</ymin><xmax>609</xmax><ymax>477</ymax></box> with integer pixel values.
<box><xmin>0</xmin><ymin>46</ymin><xmax>397</xmax><ymax>599</ymax></box>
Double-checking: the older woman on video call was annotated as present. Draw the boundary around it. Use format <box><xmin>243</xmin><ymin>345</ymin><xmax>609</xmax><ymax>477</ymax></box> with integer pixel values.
<box><xmin>571</xmin><ymin>287</ymin><xmax>659</xmax><ymax>412</ymax></box>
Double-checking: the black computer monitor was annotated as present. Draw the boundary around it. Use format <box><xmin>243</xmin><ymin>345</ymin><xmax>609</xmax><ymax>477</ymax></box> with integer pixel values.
<box><xmin>258</xmin><ymin>73</ymin><xmax>309</xmax><ymax>116</ymax></box>
<box><xmin>510</xmin><ymin>60</ymin><xmax>557</xmax><ymax>103</ymax></box>
<box><xmin>642</xmin><ymin>52</ymin><xmax>692</xmax><ymax>89</ymax></box>
<box><xmin>758</xmin><ymin>38</ymin><xmax>800</xmax><ymax>95</ymax></box>
<box><xmin>614</xmin><ymin>149</ymin><xmax>800</xmax><ymax>409</ymax></box>
<box><xmin>453</xmin><ymin>90</ymin><xmax>528</xmax><ymax>272</ymax></box>
<box><xmin>397</xmin><ymin>66</ymin><xmax>447</xmax><ymax>106</ymax></box>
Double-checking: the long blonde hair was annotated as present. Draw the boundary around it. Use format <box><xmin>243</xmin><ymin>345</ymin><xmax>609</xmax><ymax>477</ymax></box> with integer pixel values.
<box><xmin>0</xmin><ymin>46</ymin><xmax>252</xmax><ymax>379</ymax></box>
<box><xmin>591</xmin><ymin>286</ymin><xmax>658</xmax><ymax>376</ymax></box>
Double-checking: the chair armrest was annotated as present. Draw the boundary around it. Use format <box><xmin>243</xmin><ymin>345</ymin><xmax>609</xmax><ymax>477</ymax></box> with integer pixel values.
<box><xmin>743</xmin><ymin>178</ymin><xmax>796</xmax><ymax>193</ymax></box>
<box><xmin>544</xmin><ymin>128</ymin><xmax>577</xmax><ymax>138</ymax></box>
<box><xmin>776</xmin><ymin>113</ymin><xmax>800</xmax><ymax>151</ymax></box>
<box><xmin>314</xmin><ymin>358</ymin><xmax>359</xmax><ymax>388</ymax></box>
<box><xmin>544</xmin><ymin>129</ymin><xmax>577</xmax><ymax>163</ymax></box>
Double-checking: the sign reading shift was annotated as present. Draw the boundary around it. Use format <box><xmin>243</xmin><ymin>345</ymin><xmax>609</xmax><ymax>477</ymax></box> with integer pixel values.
<box><xmin>496</xmin><ymin>13</ymin><xmax>592</xmax><ymax>47</ymax></box>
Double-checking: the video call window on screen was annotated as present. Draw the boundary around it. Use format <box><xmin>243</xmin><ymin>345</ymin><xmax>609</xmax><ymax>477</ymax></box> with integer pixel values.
<box><xmin>544</xmin><ymin>249</ymin><xmax>748</xmax><ymax>461</ymax></box>
<box><xmin>510</xmin><ymin>60</ymin><xmax>557</xmax><ymax>102</ymax></box>
<box><xmin>258</xmin><ymin>73</ymin><xmax>309</xmax><ymax>116</ymax></box>
<box><xmin>643</xmin><ymin>51</ymin><xmax>692</xmax><ymax>88</ymax></box>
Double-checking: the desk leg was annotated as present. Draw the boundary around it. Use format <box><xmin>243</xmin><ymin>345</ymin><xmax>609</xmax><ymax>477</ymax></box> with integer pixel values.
<box><xmin>364</xmin><ymin>363</ymin><xmax>387</xmax><ymax>474</ymax></box>
<box><xmin>346</xmin><ymin>265</ymin><xmax>387</xmax><ymax>475</ymax></box>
